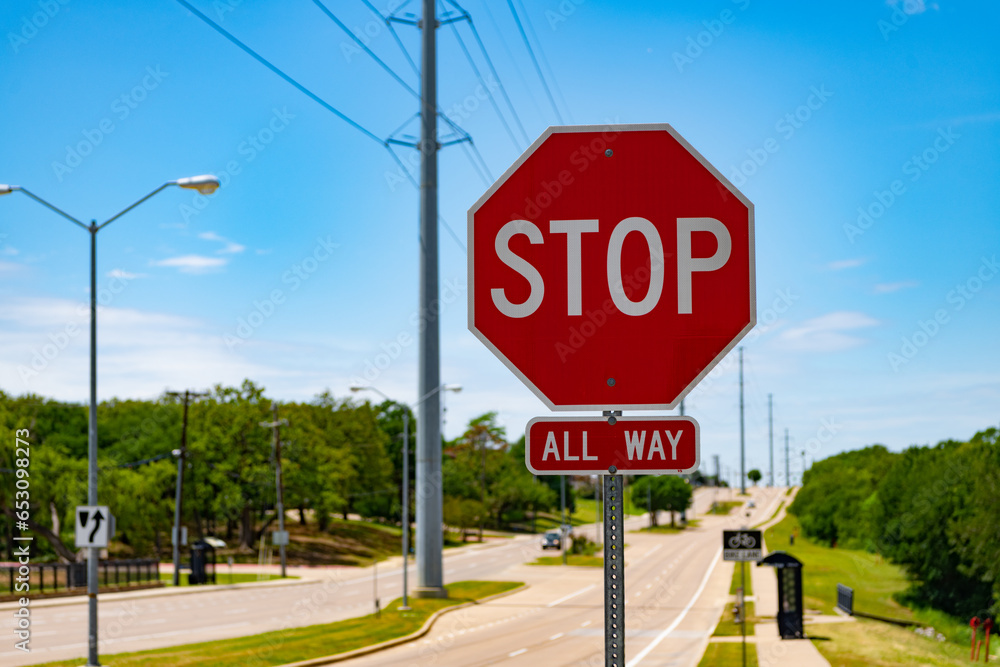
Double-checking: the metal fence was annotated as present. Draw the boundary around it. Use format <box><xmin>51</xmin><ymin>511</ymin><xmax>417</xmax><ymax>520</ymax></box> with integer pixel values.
<box><xmin>836</xmin><ymin>583</ymin><xmax>854</xmax><ymax>615</ymax></box>
<box><xmin>3</xmin><ymin>559</ymin><xmax>160</xmax><ymax>596</ymax></box>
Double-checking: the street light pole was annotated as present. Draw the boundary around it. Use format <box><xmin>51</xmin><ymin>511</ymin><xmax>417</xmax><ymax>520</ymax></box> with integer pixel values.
<box><xmin>350</xmin><ymin>383</ymin><xmax>460</xmax><ymax>608</ymax></box>
<box><xmin>260</xmin><ymin>405</ymin><xmax>289</xmax><ymax>578</ymax></box>
<box><xmin>167</xmin><ymin>389</ymin><xmax>209</xmax><ymax>586</ymax></box>
<box><xmin>1</xmin><ymin>176</ymin><xmax>219</xmax><ymax>667</ymax></box>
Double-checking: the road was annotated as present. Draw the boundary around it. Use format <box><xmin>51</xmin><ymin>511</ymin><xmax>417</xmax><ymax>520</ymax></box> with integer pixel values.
<box><xmin>0</xmin><ymin>485</ymin><xmax>787</xmax><ymax>666</ymax></box>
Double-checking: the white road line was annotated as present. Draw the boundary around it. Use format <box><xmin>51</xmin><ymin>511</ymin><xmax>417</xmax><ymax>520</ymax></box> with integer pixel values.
<box><xmin>509</xmin><ymin>648</ymin><xmax>528</xmax><ymax>657</ymax></box>
<box><xmin>550</xmin><ymin>632</ymin><xmax>564</xmax><ymax>640</ymax></box>
<box><xmin>581</xmin><ymin>620</ymin><xmax>592</xmax><ymax>627</ymax></box>
<box><xmin>546</xmin><ymin>583</ymin><xmax>597</xmax><ymax>607</ymax></box>
<box><xmin>626</xmin><ymin>548</ymin><xmax>722</xmax><ymax>667</ymax></box>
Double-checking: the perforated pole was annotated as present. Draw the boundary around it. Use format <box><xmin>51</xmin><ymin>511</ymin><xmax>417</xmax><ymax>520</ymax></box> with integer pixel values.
<box><xmin>604</xmin><ymin>470</ymin><xmax>624</xmax><ymax>666</ymax></box>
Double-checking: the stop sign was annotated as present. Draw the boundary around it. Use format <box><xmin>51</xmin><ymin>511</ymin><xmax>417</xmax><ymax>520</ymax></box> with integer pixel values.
<box><xmin>468</xmin><ymin>124</ymin><xmax>754</xmax><ymax>410</ymax></box>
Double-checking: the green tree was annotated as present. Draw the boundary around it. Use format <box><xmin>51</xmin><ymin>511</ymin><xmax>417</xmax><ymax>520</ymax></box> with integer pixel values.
<box><xmin>631</xmin><ymin>475</ymin><xmax>692</xmax><ymax>527</ymax></box>
<box><xmin>747</xmin><ymin>469</ymin><xmax>762</xmax><ymax>485</ymax></box>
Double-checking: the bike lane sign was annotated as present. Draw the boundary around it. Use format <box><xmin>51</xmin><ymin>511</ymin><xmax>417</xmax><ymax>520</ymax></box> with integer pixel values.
<box><xmin>723</xmin><ymin>529</ymin><xmax>762</xmax><ymax>561</ymax></box>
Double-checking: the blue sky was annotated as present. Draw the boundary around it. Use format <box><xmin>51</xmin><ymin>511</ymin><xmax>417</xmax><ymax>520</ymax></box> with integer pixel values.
<box><xmin>2</xmin><ymin>0</ymin><xmax>998</xmax><ymax>484</ymax></box>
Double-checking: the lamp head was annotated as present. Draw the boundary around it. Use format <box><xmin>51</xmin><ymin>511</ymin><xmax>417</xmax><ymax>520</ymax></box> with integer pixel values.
<box><xmin>175</xmin><ymin>175</ymin><xmax>220</xmax><ymax>195</ymax></box>
<box><xmin>0</xmin><ymin>185</ymin><xmax>18</xmax><ymax>195</ymax></box>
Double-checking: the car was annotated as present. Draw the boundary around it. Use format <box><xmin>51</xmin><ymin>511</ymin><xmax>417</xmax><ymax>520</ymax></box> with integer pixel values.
<box><xmin>541</xmin><ymin>531</ymin><xmax>562</xmax><ymax>550</ymax></box>
<box><xmin>748</xmin><ymin>500</ymin><xmax>756</xmax><ymax>508</ymax></box>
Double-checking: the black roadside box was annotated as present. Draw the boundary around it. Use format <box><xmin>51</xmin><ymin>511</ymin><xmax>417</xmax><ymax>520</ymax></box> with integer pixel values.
<box><xmin>188</xmin><ymin>540</ymin><xmax>217</xmax><ymax>585</ymax></box>
<box><xmin>758</xmin><ymin>551</ymin><xmax>804</xmax><ymax>639</ymax></box>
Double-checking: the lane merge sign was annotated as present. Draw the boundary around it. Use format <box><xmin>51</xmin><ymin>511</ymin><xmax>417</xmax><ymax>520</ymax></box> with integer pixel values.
<box><xmin>75</xmin><ymin>505</ymin><xmax>111</xmax><ymax>548</ymax></box>
<box><xmin>526</xmin><ymin>416</ymin><xmax>699</xmax><ymax>475</ymax></box>
<box><xmin>723</xmin><ymin>529</ymin><xmax>762</xmax><ymax>561</ymax></box>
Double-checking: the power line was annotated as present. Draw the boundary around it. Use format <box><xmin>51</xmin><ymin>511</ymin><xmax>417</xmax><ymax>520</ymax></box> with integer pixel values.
<box><xmin>506</xmin><ymin>0</ymin><xmax>563</xmax><ymax>124</ymax></box>
<box><xmin>477</xmin><ymin>0</ymin><xmax>544</xmax><ymax>122</ymax></box>
<box><xmin>453</xmin><ymin>1</ymin><xmax>530</xmax><ymax>146</ymax></box>
<box><xmin>312</xmin><ymin>0</ymin><xmax>419</xmax><ymax>98</ymax></box>
<box><xmin>359</xmin><ymin>0</ymin><xmax>420</xmax><ymax>76</ymax></box>
<box><xmin>442</xmin><ymin>0</ymin><xmax>522</xmax><ymax>150</ymax></box>
<box><xmin>174</xmin><ymin>0</ymin><xmax>385</xmax><ymax>146</ymax></box>
<box><xmin>512</xmin><ymin>0</ymin><xmax>571</xmax><ymax>123</ymax></box>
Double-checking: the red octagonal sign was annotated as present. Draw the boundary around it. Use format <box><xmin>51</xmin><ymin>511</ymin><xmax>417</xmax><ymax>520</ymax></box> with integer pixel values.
<box><xmin>469</xmin><ymin>124</ymin><xmax>755</xmax><ymax>410</ymax></box>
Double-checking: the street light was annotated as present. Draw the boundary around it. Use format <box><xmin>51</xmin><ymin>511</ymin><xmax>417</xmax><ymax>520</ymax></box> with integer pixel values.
<box><xmin>1</xmin><ymin>175</ymin><xmax>220</xmax><ymax>667</ymax></box>
<box><xmin>350</xmin><ymin>382</ymin><xmax>461</xmax><ymax>610</ymax></box>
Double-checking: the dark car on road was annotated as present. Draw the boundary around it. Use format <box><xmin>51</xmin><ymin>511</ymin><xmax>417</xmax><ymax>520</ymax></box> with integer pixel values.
<box><xmin>541</xmin><ymin>531</ymin><xmax>562</xmax><ymax>550</ymax></box>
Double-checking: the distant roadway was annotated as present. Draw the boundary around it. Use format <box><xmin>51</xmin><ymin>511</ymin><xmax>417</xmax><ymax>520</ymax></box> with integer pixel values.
<box><xmin>0</xmin><ymin>485</ymin><xmax>786</xmax><ymax>666</ymax></box>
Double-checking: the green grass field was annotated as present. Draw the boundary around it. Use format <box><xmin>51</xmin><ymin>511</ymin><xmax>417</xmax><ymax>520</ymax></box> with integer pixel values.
<box><xmin>530</xmin><ymin>554</ymin><xmax>603</xmax><ymax>567</ymax></box>
<box><xmin>762</xmin><ymin>514</ymin><xmax>992</xmax><ymax>666</ymax></box>
<box><xmin>159</xmin><ymin>572</ymin><xmax>292</xmax><ymax>586</ymax></box>
<box><xmin>698</xmin><ymin>642</ymin><xmax>758</xmax><ymax>667</ymax></box>
<box><xmin>31</xmin><ymin>581</ymin><xmax>521</xmax><ymax>667</ymax></box>
<box><xmin>709</xmin><ymin>500</ymin><xmax>743</xmax><ymax>515</ymax></box>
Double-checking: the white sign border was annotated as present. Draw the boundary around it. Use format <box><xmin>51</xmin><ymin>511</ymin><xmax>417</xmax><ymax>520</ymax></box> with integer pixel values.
<box><xmin>524</xmin><ymin>415</ymin><xmax>701</xmax><ymax>476</ymax></box>
<box><xmin>468</xmin><ymin>123</ymin><xmax>756</xmax><ymax>411</ymax></box>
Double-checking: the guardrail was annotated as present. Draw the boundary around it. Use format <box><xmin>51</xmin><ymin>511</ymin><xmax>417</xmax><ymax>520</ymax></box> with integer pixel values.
<box><xmin>3</xmin><ymin>559</ymin><xmax>160</xmax><ymax>596</ymax></box>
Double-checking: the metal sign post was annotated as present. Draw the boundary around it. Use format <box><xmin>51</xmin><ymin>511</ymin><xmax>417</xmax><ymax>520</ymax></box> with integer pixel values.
<box><xmin>604</xmin><ymin>469</ymin><xmax>624</xmax><ymax>666</ymax></box>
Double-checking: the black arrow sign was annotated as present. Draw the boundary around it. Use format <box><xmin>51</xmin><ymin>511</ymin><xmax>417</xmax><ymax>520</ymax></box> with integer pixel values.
<box><xmin>89</xmin><ymin>509</ymin><xmax>104</xmax><ymax>543</ymax></box>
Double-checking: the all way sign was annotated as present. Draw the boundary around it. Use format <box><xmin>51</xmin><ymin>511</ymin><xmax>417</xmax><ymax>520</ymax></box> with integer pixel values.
<box><xmin>526</xmin><ymin>416</ymin><xmax>699</xmax><ymax>475</ymax></box>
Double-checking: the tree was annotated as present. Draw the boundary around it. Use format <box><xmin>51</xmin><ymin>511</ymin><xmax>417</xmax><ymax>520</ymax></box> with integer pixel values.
<box><xmin>631</xmin><ymin>476</ymin><xmax>693</xmax><ymax>528</ymax></box>
<box><xmin>747</xmin><ymin>469</ymin><xmax>762</xmax><ymax>486</ymax></box>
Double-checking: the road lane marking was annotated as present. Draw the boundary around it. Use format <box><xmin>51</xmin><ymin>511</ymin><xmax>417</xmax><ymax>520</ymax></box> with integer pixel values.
<box><xmin>581</xmin><ymin>620</ymin><xmax>592</xmax><ymax>627</ymax></box>
<box><xmin>546</xmin><ymin>583</ymin><xmax>597</xmax><ymax>607</ymax></box>
<box><xmin>626</xmin><ymin>548</ymin><xmax>722</xmax><ymax>667</ymax></box>
<box><xmin>550</xmin><ymin>632</ymin><xmax>564</xmax><ymax>640</ymax></box>
<box><xmin>509</xmin><ymin>648</ymin><xmax>528</xmax><ymax>657</ymax></box>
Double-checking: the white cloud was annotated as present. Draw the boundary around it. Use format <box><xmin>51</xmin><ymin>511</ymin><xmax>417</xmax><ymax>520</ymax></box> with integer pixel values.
<box><xmin>874</xmin><ymin>280</ymin><xmax>919</xmax><ymax>294</ymax></box>
<box><xmin>151</xmin><ymin>255</ymin><xmax>227</xmax><ymax>273</ymax></box>
<box><xmin>107</xmin><ymin>268</ymin><xmax>147</xmax><ymax>280</ymax></box>
<box><xmin>0</xmin><ymin>261</ymin><xmax>22</xmax><ymax>272</ymax></box>
<box><xmin>887</xmin><ymin>0</ymin><xmax>935</xmax><ymax>14</ymax></box>
<box><xmin>779</xmin><ymin>311</ymin><xmax>879</xmax><ymax>352</ymax></box>
<box><xmin>827</xmin><ymin>258</ymin><xmax>867</xmax><ymax>271</ymax></box>
<box><xmin>198</xmin><ymin>231</ymin><xmax>246</xmax><ymax>255</ymax></box>
<box><xmin>0</xmin><ymin>246</ymin><xmax>18</xmax><ymax>256</ymax></box>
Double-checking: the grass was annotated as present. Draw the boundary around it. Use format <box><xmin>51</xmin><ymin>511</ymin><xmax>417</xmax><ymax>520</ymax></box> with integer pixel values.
<box><xmin>574</xmin><ymin>488</ymin><xmax>647</xmax><ymax>524</ymax></box>
<box><xmin>761</xmin><ymin>513</ymin><xmax>990</xmax><ymax>666</ymax></box>
<box><xmin>712</xmin><ymin>560</ymin><xmax>757</xmax><ymax>637</ymax></box>
<box><xmin>633</xmin><ymin>518</ymin><xmax>701</xmax><ymax>534</ymax></box>
<box><xmin>763</xmin><ymin>514</ymin><xmax>914</xmax><ymax>619</ymax></box>
<box><xmin>159</xmin><ymin>572</ymin><xmax>292</xmax><ymax>586</ymax></box>
<box><xmin>698</xmin><ymin>642</ymin><xmax>758</xmax><ymax>667</ymax></box>
<box><xmin>811</xmin><ymin>618</ymin><xmax>996</xmax><ymax>667</ymax></box>
<box><xmin>531</xmin><ymin>554</ymin><xmax>603</xmax><ymax>567</ymax></box>
<box><xmin>709</xmin><ymin>500</ymin><xmax>744</xmax><ymax>515</ymax></box>
<box><xmin>30</xmin><ymin>580</ymin><xmax>522</xmax><ymax>667</ymax></box>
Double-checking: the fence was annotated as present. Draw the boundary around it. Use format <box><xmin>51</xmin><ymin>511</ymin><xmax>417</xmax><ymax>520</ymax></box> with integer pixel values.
<box><xmin>3</xmin><ymin>559</ymin><xmax>160</xmax><ymax>596</ymax></box>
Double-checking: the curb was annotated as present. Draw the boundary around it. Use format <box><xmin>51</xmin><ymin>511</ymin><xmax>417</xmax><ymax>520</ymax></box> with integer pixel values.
<box><xmin>275</xmin><ymin>583</ymin><xmax>529</xmax><ymax>667</ymax></box>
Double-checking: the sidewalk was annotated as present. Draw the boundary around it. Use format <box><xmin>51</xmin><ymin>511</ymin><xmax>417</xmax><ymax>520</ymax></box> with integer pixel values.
<box><xmin>751</xmin><ymin>487</ymin><xmax>831</xmax><ymax>667</ymax></box>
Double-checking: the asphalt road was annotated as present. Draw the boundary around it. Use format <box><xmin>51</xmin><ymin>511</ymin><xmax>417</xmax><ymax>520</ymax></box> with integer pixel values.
<box><xmin>0</xmin><ymin>485</ymin><xmax>785</xmax><ymax>666</ymax></box>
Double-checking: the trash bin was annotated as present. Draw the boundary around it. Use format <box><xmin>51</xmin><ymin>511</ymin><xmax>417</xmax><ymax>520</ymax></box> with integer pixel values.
<box><xmin>188</xmin><ymin>540</ymin><xmax>216</xmax><ymax>585</ymax></box>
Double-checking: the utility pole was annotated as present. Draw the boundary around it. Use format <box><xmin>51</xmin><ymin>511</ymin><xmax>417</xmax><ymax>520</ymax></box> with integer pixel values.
<box><xmin>784</xmin><ymin>428</ymin><xmax>790</xmax><ymax>488</ymax></box>
<box><xmin>415</xmin><ymin>0</ymin><xmax>445</xmax><ymax>598</ymax></box>
<box><xmin>479</xmin><ymin>432</ymin><xmax>487</xmax><ymax>543</ymax></box>
<box><xmin>768</xmin><ymin>394</ymin><xmax>774</xmax><ymax>488</ymax></box>
<box><xmin>167</xmin><ymin>389</ymin><xmax>208</xmax><ymax>587</ymax></box>
<box><xmin>560</xmin><ymin>475</ymin><xmax>567</xmax><ymax>565</ymax></box>
<box><xmin>801</xmin><ymin>450</ymin><xmax>807</xmax><ymax>485</ymax></box>
<box><xmin>260</xmin><ymin>404</ymin><xmax>289</xmax><ymax>578</ymax></box>
<box><xmin>739</xmin><ymin>347</ymin><xmax>746</xmax><ymax>495</ymax></box>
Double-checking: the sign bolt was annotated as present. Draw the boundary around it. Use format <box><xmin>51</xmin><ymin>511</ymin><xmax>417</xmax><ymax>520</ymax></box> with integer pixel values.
<box><xmin>605</xmin><ymin>149</ymin><xmax>613</xmax><ymax>157</ymax></box>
